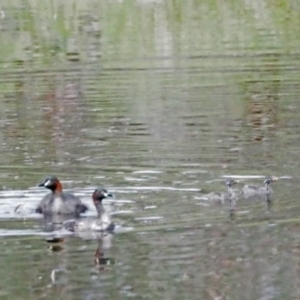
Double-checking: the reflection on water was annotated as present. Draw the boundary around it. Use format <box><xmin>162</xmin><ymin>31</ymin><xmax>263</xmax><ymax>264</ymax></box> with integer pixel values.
<box><xmin>0</xmin><ymin>0</ymin><xmax>300</xmax><ymax>299</ymax></box>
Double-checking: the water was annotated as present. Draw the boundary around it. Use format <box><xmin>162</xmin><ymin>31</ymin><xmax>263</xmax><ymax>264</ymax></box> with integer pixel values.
<box><xmin>0</xmin><ymin>0</ymin><xmax>300</xmax><ymax>298</ymax></box>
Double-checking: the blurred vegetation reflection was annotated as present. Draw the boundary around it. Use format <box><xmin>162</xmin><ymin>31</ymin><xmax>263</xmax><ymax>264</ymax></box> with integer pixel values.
<box><xmin>0</xmin><ymin>0</ymin><xmax>299</xmax><ymax>299</ymax></box>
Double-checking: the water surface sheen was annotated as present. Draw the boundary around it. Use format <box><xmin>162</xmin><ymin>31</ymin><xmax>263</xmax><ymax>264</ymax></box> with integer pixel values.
<box><xmin>0</xmin><ymin>0</ymin><xmax>300</xmax><ymax>299</ymax></box>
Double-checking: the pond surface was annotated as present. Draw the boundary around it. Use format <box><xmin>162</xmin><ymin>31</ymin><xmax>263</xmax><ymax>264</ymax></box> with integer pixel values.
<box><xmin>0</xmin><ymin>0</ymin><xmax>300</xmax><ymax>299</ymax></box>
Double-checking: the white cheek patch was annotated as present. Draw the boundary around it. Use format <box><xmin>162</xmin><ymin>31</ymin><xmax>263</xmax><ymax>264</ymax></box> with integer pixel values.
<box><xmin>103</xmin><ymin>192</ymin><xmax>108</xmax><ymax>198</ymax></box>
<box><xmin>44</xmin><ymin>179</ymin><xmax>51</xmax><ymax>187</ymax></box>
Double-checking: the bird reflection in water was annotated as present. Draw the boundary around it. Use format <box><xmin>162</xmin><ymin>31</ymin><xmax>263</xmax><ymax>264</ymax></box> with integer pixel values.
<box><xmin>82</xmin><ymin>231</ymin><xmax>115</xmax><ymax>272</ymax></box>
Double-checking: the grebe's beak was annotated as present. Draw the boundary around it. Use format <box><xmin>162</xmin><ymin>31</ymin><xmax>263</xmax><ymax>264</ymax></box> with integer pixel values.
<box><xmin>103</xmin><ymin>192</ymin><xmax>113</xmax><ymax>198</ymax></box>
<box><xmin>272</xmin><ymin>176</ymin><xmax>279</xmax><ymax>181</ymax></box>
<box><xmin>38</xmin><ymin>179</ymin><xmax>51</xmax><ymax>187</ymax></box>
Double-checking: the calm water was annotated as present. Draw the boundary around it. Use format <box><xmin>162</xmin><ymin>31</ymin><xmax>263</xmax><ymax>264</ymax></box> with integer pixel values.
<box><xmin>0</xmin><ymin>0</ymin><xmax>300</xmax><ymax>299</ymax></box>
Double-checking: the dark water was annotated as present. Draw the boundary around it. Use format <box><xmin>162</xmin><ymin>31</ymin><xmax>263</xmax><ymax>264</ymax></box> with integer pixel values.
<box><xmin>0</xmin><ymin>1</ymin><xmax>300</xmax><ymax>299</ymax></box>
